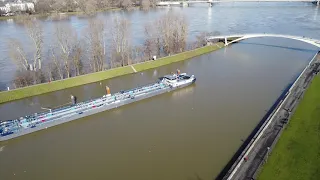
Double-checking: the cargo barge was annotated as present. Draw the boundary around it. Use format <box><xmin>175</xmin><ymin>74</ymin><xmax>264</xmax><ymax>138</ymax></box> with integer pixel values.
<box><xmin>0</xmin><ymin>71</ymin><xmax>196</xmax><ymax>141</ymax></box>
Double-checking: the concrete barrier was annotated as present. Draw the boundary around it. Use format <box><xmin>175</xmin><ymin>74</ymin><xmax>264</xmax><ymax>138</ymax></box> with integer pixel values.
<box><xmin>217</xmin><ymin>52</ymin><xmax>320</xmax><ymax>180</ymax></box>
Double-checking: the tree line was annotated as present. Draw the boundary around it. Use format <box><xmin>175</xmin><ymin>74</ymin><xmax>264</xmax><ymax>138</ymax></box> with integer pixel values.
<box><xmin>8</xmin><ymin>12</ymin><xmax>214</xmax><ymax>89</ymax></box>
<box><xmin>34</xmin><ymin>0</ymin><xmax>159</xmax><ymax>14</ymax></box>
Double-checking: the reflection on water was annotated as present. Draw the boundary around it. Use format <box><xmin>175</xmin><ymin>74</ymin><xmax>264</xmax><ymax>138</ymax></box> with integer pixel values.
<box><xmin>171</xmin><ymin>85</ymin><xmax>196</xmax><ymax>99</ymax></box>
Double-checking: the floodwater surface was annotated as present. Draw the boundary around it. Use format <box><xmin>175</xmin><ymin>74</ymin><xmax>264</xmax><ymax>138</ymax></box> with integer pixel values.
<box><xmin>0</xmin><ymin>37</ymin><xmax>318</xmax><ymax>180</ymax></box>
<box><xmin>0</xmin><ymin>2</ymin><xmax>320</xmax><ymax>89</ymax></box>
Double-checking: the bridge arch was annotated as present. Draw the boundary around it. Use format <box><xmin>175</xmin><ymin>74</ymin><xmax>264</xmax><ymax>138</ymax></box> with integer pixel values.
<box><xmin>207</xmin><ymin>34</ymin><xmax>320</xmax><ymax>48</ymax></box>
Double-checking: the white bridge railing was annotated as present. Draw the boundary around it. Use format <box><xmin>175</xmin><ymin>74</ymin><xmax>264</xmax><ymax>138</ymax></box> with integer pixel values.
<box><xmin>206</xmin><ymin>33</ymin><xmax>320</xmax><ymax>48</ymax></box>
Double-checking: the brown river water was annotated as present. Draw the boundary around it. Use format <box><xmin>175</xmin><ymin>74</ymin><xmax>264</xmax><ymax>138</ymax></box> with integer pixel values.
<box><xmin>0</xmin><ymin>37</ymin><xmax>318</xmax><ymax>180</ymax></box>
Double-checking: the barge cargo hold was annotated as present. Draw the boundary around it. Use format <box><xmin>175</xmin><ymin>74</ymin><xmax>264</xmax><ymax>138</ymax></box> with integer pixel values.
<box><xmin>0</xmin><ymin>72</ymin><xmax>196</xmax><ymax>141</ymax></box>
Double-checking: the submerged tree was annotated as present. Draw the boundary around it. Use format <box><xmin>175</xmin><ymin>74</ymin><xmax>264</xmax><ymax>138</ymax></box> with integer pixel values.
<box><xmin>25</xmin><ymin>19</ymin><xmax>43</xmax><ymax>71</ymax></box>
<box><xmin>51</xmin><ymin>23</ymin><xmax>82</xmax><ymax>79</ymax></box>
<box><xmin>158</xmin><ymin>12</ymin><xmax>188</xmax><ymax>55</ymax></box>
<box><xmin>109</xmin><ymin>15</ymin><xmax>131</xmax><ymax>67</ymax></box>
<box><xmin>144</xmin><ymin>22</ymin><xmax>161</xmax><ymax>60</ymax></box>
<box><xmin>144</xmin><ymin>11</ymin><xmax>188</xmax><ymax>58</ymax></box>
<box><xmin>140</xmin><ymin>0</ymin><xmax>151</xmax><ymax>10</ymax></box>
<box><xmin>85</xmin><ymin>18</ymin><xmax>106</xmax><ymax>72</ymax></box>
<box><xmin>194</xmin><ymin>31</ymin><xmax>220</xmax><ymax>49</ymax></box>
<box><xmin>119</xmin><ymin>0</ymin><xmax>134</xmax><ymax>10</ymax></box>
<box><xmin>8</xmin><ymin>19</ymin><xmax>44</xmax><ymax>87</ymax></box>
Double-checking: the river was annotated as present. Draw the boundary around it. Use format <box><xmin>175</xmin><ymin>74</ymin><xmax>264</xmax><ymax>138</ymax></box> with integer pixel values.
<box><xmin>0</xmin><ymin>2</ymin><xmax>319</xmax><ymax>180</ymax></box>
<box><xmin>0</xmin><ymin>2</ymin><xmax>320</xmax><ymax>89</ymax></box>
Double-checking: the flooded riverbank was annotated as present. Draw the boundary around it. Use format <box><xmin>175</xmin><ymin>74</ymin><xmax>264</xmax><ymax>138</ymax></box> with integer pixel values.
<box><xmin>1</xmin><ymin>2</ymin><xmax>320</xmax><ymax>89</ymax></box>
<box><xmin>0</xmin><ymin>38</ymin><xmax>318</xmax><ymax>180</ymax></box>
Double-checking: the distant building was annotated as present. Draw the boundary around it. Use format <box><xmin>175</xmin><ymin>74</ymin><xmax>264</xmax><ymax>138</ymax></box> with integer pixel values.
<box><xmin>0</xmin><ymin>0</ymin><xmax>34</xmax><ymax>15</ymax></box>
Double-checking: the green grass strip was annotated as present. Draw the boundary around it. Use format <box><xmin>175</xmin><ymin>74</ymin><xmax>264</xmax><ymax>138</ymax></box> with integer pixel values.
<box><xmin>0</xmin><ymin>66</ymin><xmax>134</xmax><ymax>104</ymax></box>
<box><xmin>0</xmin><ymin>43</ymin><xmax>224</xmax><ymax>104</ymax></box>
<box><xmin>258</xmin><ymin>75</ymin><xmax>320</xmax><ymax>180</ymax></box>
<box><xmin>133</xmin><ymin>43</ymin><xmax>224</xmax><ymax>72</ymax></box>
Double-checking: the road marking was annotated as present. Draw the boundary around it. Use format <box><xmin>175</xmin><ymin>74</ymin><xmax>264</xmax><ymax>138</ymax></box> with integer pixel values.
<box><xmin>131</xmin><ymin>65</ymin><xmax>137</xmax><ymax>73</ymax></box>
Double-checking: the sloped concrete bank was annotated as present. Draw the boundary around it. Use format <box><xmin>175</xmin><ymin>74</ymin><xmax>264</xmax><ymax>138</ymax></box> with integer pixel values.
<box><xmin>216</xmin><ymin>52</ymin><xmax>320</xmax><ymax>180</ymax></box>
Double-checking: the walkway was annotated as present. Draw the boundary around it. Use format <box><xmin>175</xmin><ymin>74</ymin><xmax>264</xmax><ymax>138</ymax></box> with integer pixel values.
<box><xmin>207</xmin><ymin>33</ymin><xmax>320</xmax><ymax>48</ymax></box>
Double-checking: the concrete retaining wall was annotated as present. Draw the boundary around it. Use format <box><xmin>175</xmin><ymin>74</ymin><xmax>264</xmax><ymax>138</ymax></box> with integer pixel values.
<box><xmin>217</xmin><ymin>52</ymin><xmax>320</xmax><ymax>180</ymax></box>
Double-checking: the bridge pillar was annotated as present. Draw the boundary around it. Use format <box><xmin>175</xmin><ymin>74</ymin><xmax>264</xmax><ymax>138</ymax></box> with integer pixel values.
<box><xmin>318</xmin><ymin>0</ymin><xmax>320</xmax><ymax>6</ymax></box>
<box><xmin>224</xmin><ymin>37</ymin><xmax>228</xmax><ymax>46</ymax></box>
<box><xmin>209</xmin><ymin>2</ymin><xmax>213</xmax><ymax>7</ymax></box>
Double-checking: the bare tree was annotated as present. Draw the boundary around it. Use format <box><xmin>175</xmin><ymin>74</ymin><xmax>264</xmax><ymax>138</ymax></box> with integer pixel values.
<box><xmin>49</xmin><ymin>23</ymin><xmax>83</xmax><ymax>79</ymax></box>
<box><xmin>85</xmin><ymin>18</ymin><xmax>106</xmax><ymax>72</ymax></box>
<box><xmin>149</xmin><ymin>0</ymin><xmax>159</xmax><ymax>7</ymax></box>
<box><xmin>194</xmin><ymin>31</ymin><xmax>220</xmax><ymax>49</ymax></box>
<box><xmin>13</xmin><ymin>70</ymin><xmax>34</xmax><ymax>88</ymax></box>
<box><xmin>109</xmin><ymin>0</ymin><xmax>120</xmax><ymax>7</ymax></box>
<box><xmin>120</xmin><ymin>0</ymin><xmax>134</xmax><ymax>10</ymax></box>
<box><xmin>144</xmin><ymin>12</ymin><xmax>188</xmax><ymax>58</ymax></box>
<box><xmin>9</xmin><ymin>39</ymin><xmax>29</xmax><ymax>70</ymax></box>
<box><xmin>25</xmin><ymin>19</ymin><xmax>43</xmax><ymax>70</ymax></box>
<box><xmin>95</xmin><ymin>0</ymin><xmax>112</xmax><ymax>9</ymax></box>
<box><xmin>34</xmin><ymin>0</ymin><xmax>52</xmax><ymax>13</ymax></box>
<box><xmin>9</xmin><ymin>39</ymin><xmax>37</xmax><ymax>87</ymax></box>
<box><xmin>65</xmin><ymin>0</ymin><xmax>77</xmax><ymax>12</ymax></box>
<box><xmin>131</xmin><ymin>45</ymin><xmax>144</xmax><ymax>63</ymax></box>
<box><xmin>55</xmin><ymin>23</ymin><xmax>75</xmax><ymax>78</ymax></box>
<box><xmin>144</xmin><ymin>23</ymin><xmax>161</xmax><ymax>59</ymax></box>
<box><xmin>72</xmin><ymin>43</ymin><xmax>83</xmax><ymax>76</ymax></box>
<box><xmin>140</xmin><ymin>0</ymin><xmax>151</xmax><ymax>10</ymax></box>
<box><xmin>49</xmin><ymin>46</ymin><xmax>64</xmax><ymax>80</ymax></box>
<box><xmin>51</xmin><ymin>0</ymin><xmax>65</xmax><ymax>13</ymax></box>
<box><xmin>8</xmin><ymin>19</ymin><xmax>45</xmax><ymax>87</ymax></box>
<box><xmin>78</xmin><ymin>0</ymin><xmax>97</xmax><ymax>14</ymax></box>
<box><xmin>85</xmin><ymin>1</ymin><xmax>97</xmax><ymax>15</ymax></box>
<box><xmin>157</xmin><ymin>12</ymin><xmax>188</xmax><ymax>55</ymax></box>
<box><xmin>9</xmin><ymin>19</ymin><xmax>43</xmax><ymax>71</ymax></box>
<box><xmin>109</xmin><ymin>16</ymin><xmax>131</xmax><ymax>67</ymax></box>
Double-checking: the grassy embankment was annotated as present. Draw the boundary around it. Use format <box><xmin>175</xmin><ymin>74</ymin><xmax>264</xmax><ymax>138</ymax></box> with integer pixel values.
<box><xmin>258</xmin><ymin>75</ymin><xmax>320</xmax><ymax>180</ymax></box>
<box><xmin>0</xmin><ymin>43</ymin><xmax>224</xmax><ymax>104</ymax></box>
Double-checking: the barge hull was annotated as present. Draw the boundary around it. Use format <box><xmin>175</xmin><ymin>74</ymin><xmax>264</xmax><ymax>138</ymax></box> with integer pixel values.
<box><xmin>0</xmin><ymin>82</ymin><xmax>193</xmax><ymax>142</ymax></box>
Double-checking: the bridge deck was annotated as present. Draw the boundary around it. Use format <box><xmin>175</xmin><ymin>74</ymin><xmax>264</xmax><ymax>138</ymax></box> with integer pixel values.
<box><xmin>207</xmin><ymin>34</ymin><xmax>320</xmax><ymax>48</ymax></box>
<box><xmin>158</xmin><ymin>0</ymin><xmax>317</xmax><ymax>4</ymax></box>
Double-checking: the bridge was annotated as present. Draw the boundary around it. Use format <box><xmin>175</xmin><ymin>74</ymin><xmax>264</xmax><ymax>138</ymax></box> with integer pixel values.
<box><xmin>157</xmin><ymin>0</ymin><xmax>320</xmax><ymax>7</ymax></box>
<box><xmin>206</xmin><ymin>33</ymin><xmax>320</xmax><ymax>48</ymax></box>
